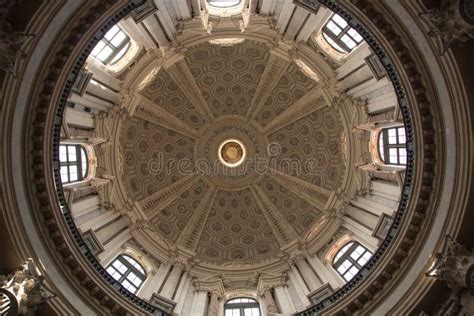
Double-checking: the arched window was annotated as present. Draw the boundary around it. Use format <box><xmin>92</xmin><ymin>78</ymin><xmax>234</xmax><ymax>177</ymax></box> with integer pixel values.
<box><xmin>378</xmin><ymin>127</ymin><xmax>407</xmax><ymax>165</ymax></box>
<box><xmin>59</xmin><ymin>144</ymin><xmax>88</xmax><ymax>184</ymax></box>
<box><xmin>91</xmin><ymin>25</ymin><xmax>130</xmax><ymax>65</ymax></box>
<box><xmin>333</xmin><ymin>241</ymin><xmax>372</xmax><ymax>282</ymax></box>
<box><xmin>208</xmin><ymin>0</ymin><xmax>241</xmax><ymax>8</ymax></box>
<box><xmin>106</xmin><ymin>254</ymin><xmax>146</xmax><ymax>294</ymax></box>
<box><xmin>224</xmin><ymin>298</ymin><xmax>260</xmax><ymax>316</ymax></box>
<box><xmin>322</xmin><ymin>14</ymin><xmax>363</xmax><ymax>53</ymax></box>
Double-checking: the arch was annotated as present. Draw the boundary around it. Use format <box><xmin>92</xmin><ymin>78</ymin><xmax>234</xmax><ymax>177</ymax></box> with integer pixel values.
<box><xmin>332</xmin><ymin>241</ymin><xmax>372</xmax><ymax>282</ymax></box>
<box><xmin>106</xmin><ymin>254</ymin><xmax>147</xmax><ymax>294</ymax></box>
<box><xmin>224</xmin><ymin>297</ymin><xmax>261</xmax><ymax>316</ymax></box>
<box><xmin>208</xmin><ymin>0</ymin><xmax>242</xmax><ymax>8</ymax></box>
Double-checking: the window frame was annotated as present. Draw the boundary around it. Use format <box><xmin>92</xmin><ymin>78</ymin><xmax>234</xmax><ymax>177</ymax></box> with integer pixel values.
<box><xmin>59</xmin><ymin>144</ymin><xmax>88</xmax><ymax>184</ymax></box>
<box><xmin>224</xmin><ymin>297</ymin><xmax>261</xmax><ymax>316</ymax></box>
<box><xmin>106</xmin><ymin>254</ymin><xmax>147</xmax><ymax>294</ymax></box>
<box><xmin>322</xmin><ymin>14</ymin><xmax>363</xmax><ymax>53</ymax></box>
<box><xmin>378</xmin><ymin>127</ymin><xmax>407</xmax><ymax>166</ymax></box>
<box><xmin>332</xmin><ymin>241</ymin><xmax>372</xmax><ymax>282</ymax></box>
<box><xmin>90</xmin><ymin>25</ymin><xmax>130</xmax><ymax>65</ymax></box>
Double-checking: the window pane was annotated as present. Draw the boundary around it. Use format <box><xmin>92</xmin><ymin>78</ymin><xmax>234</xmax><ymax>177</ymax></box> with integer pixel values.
<box><xmin>323</xmin><ymin>32</ymin><xmax>346</xmax><ymax>53</ymax></box>
<box><xmin>60</xmin><ymin>166</ymin><xmax>69</xmax><ymax>182</ymax></box>
<box><xmin>91</xmin><ymin>41</ymin><xmax>106</xmax><ymax>57</ymax></box>
<box><xmin>398</xmin><ymin>128</ymin><xmax>406</xmax><ymax>144</ymax></box>
<box><xmin>110</xmin><ymin>42</ymin><xmax>130</xmax><ymax>64</ymax></box>
<box><xmin>110</xmin><ymin>31</ymin><xmax>127</xmax><ymax>47</ymax></box>
<box><xmin>104</xmin><ymin>25</ymin><xmax>120</xmax><ymax>40</ymax></box>
<box><xmin>348</xmin><ymin>266</ymin><xmax>359</xmax><ymax>276</ymax></box>
<box><xmin>389</xmin><ymin>148</ymin><xmax>398</xmax><ymax>164</ymax></box>
<box><xmin>326</xmin><ymin>21</ymin><xmax>342</xmax><ymax>35</ymax></box>
<box><xmin>358</xmin><ymin>252</ymin><xmax>370</xmax><ymax>266</ymax></box>
<box><xmin>341</xmin><ymin>34</ymin><xmax>356</xmax><ymax>49</ymax></box>
<box><xmin>332</xmin><ymin>14</ymin><xmax>347</xmax><ymax>28</ymax></box>
<box><xmin>350</xmin><ymin>249</ymin><xmax>362</xmax><ymax>261</ymax></box>
<box><xmin>348</xmin><ymin>28</ymin><xmax>363</xmax><ymax>42</ymax></box>
<box><xmin>59</xmin><ymin>146</ymin><xmax>67</xmax><ymax>162</ymax></box>
<box><xmin>68</xmin><ymin>146</ymin><xmax>77</xmax><ymax>161</ymax></box>
<box><xmin>69</xmin><ymin>166</ymin><xmax>78</xmax><ymax>181</ymax></box>
<box><xmin>245</xmin><ymin>307</ymin><xmax>260</xmax><ymax>316</ymax></box>
<box><xmin>97</xmin><ymin>46</ymin><xmax>114</xmax><ymax>62</ymax></box>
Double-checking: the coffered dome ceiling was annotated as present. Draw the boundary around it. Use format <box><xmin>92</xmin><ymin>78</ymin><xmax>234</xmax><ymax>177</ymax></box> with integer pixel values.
<box><xmin>113</xmin><ymin>40</ymin><xmax>347</xmax><ymax>266</ymax></box>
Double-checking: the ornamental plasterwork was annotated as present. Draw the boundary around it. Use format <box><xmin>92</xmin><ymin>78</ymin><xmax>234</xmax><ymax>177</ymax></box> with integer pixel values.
<box><xmin>94</xmin><ymin>19</ymin><xmax>364</xmax><ymax>284</ymax></box>
<box><xmin>0</xmin><ymin>1</ymin><xmax>34</xmax><ymax>75</ymax></box>
<box><xmin>0</xmin><ymin>259</ymin><xmax>55</xmax><ymax>315</ymax></box>
<box><xmin>421</xmin><ymin>0</ymin><xmax>474</xmax><ymax>53</ymax></box>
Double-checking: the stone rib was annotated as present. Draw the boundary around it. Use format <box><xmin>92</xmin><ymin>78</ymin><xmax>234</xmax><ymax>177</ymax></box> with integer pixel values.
<box><xmin>164</xmin><ymin>57</ymin><xmax>214</xmax><ymax>122</ymax></box>
<box><xmin>139</xmin><ymin>173</ymin><xmax>201</xmax><ymax>219</ymax></box>
<box><xmin>263</xmin><ymin>87</ymin><xmax>327</xmax><ymax>135</ymax></box>
<box><xmin>134</xmin><ymin>95</ymin><xmax>199</xmax><ymax>139</ymax></box>
<box><xmin>268</xmin><ymin>168</ymin><xmax>331</xmax><ymax>213</ymax></box>
<box><xmin>176</xmin><ymin>185</ymin><xmax>218</xmax><ymax>251</ymax></box>
<box><xmin>246</xmin><ymin>53</ymin><xmax>290</xmax><ymax>119</ymax></box>
<box><xmin>250</xmin><ymin>184</ymin><xmax>299</xmax><ymax>247</ymax></box>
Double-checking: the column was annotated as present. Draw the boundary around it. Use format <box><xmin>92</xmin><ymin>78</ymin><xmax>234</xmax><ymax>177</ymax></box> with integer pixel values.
<box><xmin>70</xmin><ymin>194</ymin><xmax>100</xmax><ymax>218</ymax></box>
<box><xmin>98</xmin><ymin>228</ymin><xmax>131</xmax><ymax>264</ymax></box>
<box><xmin>207</xmin><ymin>291</ymin><xmax>219</xmax><ymax>316</ymax></box>
<box><xmin>190</xmin><ymin>290</ymin><xmax>208</xmax><ymax>316</ymax></box>
<box><xmin>64</xmin><ymin>107</ymin><xmax>94</xmax><ymax>129</ymax></box>
<box><xmin>288</xmin><ymin>269</ymin><xmax>311</xmax><ymax>307</ymax></box>
<box><xmin>85</xmin><ymin>61</ymin><xmax>121</xmax><ymax>91</ymax></box>
<box><xmin>370</xmin><ymin>169</ymin><xmax>399</xmax><ymax>183</ymax></box>
<box><xmin>345</xmin><ymin>205</ymin><xmax>378</xmax><ymax>231</ymax></box>
<box><xmin>371</xmin><ymin>179</ymin><xmax>401</xmax><ymax>202</ymax></box>
<box><xmin>95</xmin><ymin>216</ymin><xmax>129</xmax><ymax>246</ymax></box>
<box><xmin>263</xmin><ymin>289</ymin><xmax>278</xmax><ymax>314</ymax></box>
<box><xmin>78</xmin><ymin>209</ymin><xmax>118</xmax><ymax>233</ymax></box>
<box><xmin>119</xmin><ymin>17</ymin><xmax>155</xmax><ymax>50</ymax></box>
<box><xmin>274</xmin><ymin>286</ymin><xmax>296</xmax><ymax>314</ymax></box>
<box><xmin>67</xmin><ymin>126</ymin><xmax>94</xmax><ymax>139</ymax></box>
<box><xmin>173</xmin><ymin>273</ymin><xmax>191</xmax><ymax>315</ymax></box>
<box><xmin>72</xmin><ymin>186</ymin><xmax>97</xmax><ymax>202</ymax></box>
<box><xmin>295</xmin><ymin>258</ymin><xmax>322</xmax><ymax>292</ymax></box>
<box><xmin>343</xmin><ymin>216</ymin><xmax>378</xmax><ymax>251</ymax></box>
<box><xmin>307</xmin><ymin>255</ymin><xmax>345</xmax><ymax>289</ymax></box>
<box><xmin>160</xmin><ymin>264</ymin><xmax>183</xmax><ymax>299</ymax></box>
<box><xmin>368</xmin><ymin>109</ymin><xmax>396</xmax><ymax>124</ymax></box>
<box><xmin>138</xmin><ymin>268</ymin><xmax>166</xmax><ymax>300</ymax></box>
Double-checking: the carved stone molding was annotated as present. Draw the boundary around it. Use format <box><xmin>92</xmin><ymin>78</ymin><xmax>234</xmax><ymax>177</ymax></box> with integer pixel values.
<box><xmin>427</xmin><ymin>236</ymin><xmax>474</xmax><ymax>292</ymax></box>
<box><xmin>0</xmin><ymin>259</ymin><xmax>55</xmax><ymax>315</ymax></box>
<box><xmin>421</xmin><ymin>0</ymin><xmax>474</xmax><ymax>53</ymax></box>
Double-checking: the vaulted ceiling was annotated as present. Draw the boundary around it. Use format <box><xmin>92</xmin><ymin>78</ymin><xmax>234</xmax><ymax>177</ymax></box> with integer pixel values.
<box><xmin>117</xmin><ymin>40</ymin><xmax>346</xmax><ymax>265</ymax></box>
